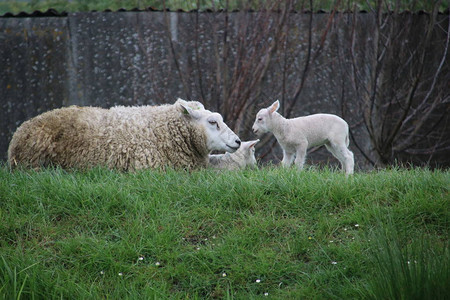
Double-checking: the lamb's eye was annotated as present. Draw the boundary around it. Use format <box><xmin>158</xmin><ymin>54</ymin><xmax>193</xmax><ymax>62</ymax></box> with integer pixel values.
<box><xmin>257</xmin><ymin>117</ymin><xmax>262</xmax><ymax>122</ymax></box>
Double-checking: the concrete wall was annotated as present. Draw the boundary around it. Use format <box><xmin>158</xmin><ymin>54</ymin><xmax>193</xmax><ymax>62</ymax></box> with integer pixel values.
<box><xmin>1</xmin><ymin>11</ymin><xmax>448</xmax><ymax>168</ymax></box>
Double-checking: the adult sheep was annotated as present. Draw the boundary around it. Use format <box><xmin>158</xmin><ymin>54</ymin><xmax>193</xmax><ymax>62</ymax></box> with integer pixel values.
<box><xmin>252</xmin><ymin>100</ymin><xmax>354</xmax><ymax>175</ymax></box>
<box><xmin>8</xmin><ymin>99</ymin><xmax>241</xmax><ymax>171</ymax></box>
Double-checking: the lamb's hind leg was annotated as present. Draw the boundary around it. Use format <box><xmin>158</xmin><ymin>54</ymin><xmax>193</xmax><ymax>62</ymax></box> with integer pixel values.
<box><xmin>344</xmin><ymin>148</ymin><xmax>354</xmax><ymax>175</ymax></box>
<box><xmin>326</xmin><ymin>142</ymin><xmax>354</xmax><ymax>176</ymax></box>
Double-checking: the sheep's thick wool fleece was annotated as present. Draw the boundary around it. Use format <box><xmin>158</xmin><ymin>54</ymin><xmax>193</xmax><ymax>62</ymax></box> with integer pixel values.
<box><xmin>8</xmin><ymin>104</ymin><xmax>208</xmax><ymax>170</ymax></box>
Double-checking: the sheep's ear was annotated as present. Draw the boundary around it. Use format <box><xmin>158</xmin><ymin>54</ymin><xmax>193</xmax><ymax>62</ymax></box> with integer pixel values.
<box><xmin>268</xmin><ymin>100</ymin><xmax>280</xmax><ymax>114</ymax></box>
<box><xmin>176</xmin><ymin>98</ymin><xmax>190</xmax><ymax>108</ymax></box>
<box><xmin>192</xmin><ymin>101</ymin><xmax>205</xmax><ymax>110</ymax></box>
<box><xmin>177</xmin><ymin>98</ymin><xmax>205</xmax><ymax>111</ymax></box>
<box><xmin>180</xmin><ymin>104</ymin><xmax>201</xmax><ymax>119</ymax></box>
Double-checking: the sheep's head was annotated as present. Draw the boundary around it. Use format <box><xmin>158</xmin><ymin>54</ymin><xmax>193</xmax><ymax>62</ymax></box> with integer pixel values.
<box><xmin>180</xmin><ymin>104</ymin><xmax>241</xmax><ymax>153</ymax></box>
<box><xmin>252</xmin><ymin>100</ymin><xmax>280</xmax><ymax>136</ymax></box>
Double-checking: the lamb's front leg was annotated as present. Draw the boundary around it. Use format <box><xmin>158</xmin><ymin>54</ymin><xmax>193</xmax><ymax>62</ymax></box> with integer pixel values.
<box><xmin>294</xmin><ymin>145</ymin><xmax>307</xmax><ymax>170</ymax></box>
<box><xmin>281</xmin><ymin>149</ymin><xmax>295</xmax><ymax>167</ymax></box>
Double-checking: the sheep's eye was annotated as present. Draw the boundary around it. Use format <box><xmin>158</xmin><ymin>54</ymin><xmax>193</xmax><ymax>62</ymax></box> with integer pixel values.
<box><xmin>209</xmin><ymin>120</ymin><xmax>220</xmax><ymax>130</ymax></box>
<box><xmin>257</xmin><ymin>117</ymin><xmax>262</xmax><ymax>122</ymax></box>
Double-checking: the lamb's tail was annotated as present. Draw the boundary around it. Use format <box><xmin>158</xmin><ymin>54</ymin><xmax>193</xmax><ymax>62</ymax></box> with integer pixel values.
<box><xmin>345</xmin><ymin>128</ymin><xmax>350</xmax><ymax>147</ymax></box>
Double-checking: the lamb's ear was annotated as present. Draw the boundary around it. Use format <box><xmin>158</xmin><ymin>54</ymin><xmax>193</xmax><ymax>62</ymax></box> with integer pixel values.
<box><xmin>268</xmin><ymin>100</ymin><xmax>280</xmax><ymax>114</ymax></box>
<box><xmin>180</xmin><ymin>104</ymin><xmax>201</xmax><ymax>119</ymax></box>
<box><xmin>248</xmin><ymin>139</ymin><xmax>260</xmax><ymax>149</ymax></box>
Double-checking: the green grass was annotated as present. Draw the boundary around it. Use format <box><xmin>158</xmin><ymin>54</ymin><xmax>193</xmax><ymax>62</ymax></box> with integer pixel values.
<box><xmin>0</xmin><ymin>165</ymin><xmax>448</xmax><ymax>299</ymax></box>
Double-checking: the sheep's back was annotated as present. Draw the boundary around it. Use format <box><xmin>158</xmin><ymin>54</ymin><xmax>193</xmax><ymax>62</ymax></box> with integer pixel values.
<box><xmin>109</xmin><ymin>105</ymin><xmax>209</xmax><ymax>170</ymax></box>
<box><xmin>8</xmin><ymin>105</ymin><xmax>208</xmax><ymax>170</ymax></box>
<box><xmin>8</xmin><ymin>106</ymin><xmax>106</xmax><ymax>169</ymax></box>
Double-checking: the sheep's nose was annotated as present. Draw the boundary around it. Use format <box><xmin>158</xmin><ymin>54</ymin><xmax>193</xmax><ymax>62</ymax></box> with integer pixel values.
<box><xmin>236</xmin><ymin>139</ymin><xmax>241</xmax><ymax>146</ymax></box>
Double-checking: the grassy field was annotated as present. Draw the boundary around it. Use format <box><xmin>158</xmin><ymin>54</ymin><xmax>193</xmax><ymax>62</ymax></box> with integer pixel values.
<box><xmin>0</xmin><ymin>165</ymin><xmax>448</xmax><ymax>299</ymax></box>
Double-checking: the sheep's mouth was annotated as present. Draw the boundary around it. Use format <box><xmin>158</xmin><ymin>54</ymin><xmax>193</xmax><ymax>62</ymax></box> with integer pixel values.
<box><xmin>226</xmin><ymin>144</ymin><xmax>240</xmax><ymax>152</ymax></box>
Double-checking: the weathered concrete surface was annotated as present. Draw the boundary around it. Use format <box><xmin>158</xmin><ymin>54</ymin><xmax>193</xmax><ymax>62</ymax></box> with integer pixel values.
<box><xmin>1</xmin><ymin>16</ymin><xmax>69</xmax><ymax>161</ymax></box>
<box><xmin>1</xmin><ymin>11</ymin><xmax>448</xmax><ymax>168</ymax></box>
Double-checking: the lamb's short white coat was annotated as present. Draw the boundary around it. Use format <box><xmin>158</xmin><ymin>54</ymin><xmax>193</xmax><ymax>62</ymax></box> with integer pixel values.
<box><xmin>209</xmin><ymin>139</ymin><xmax>259</xmax><ymax>170</ymax></box>
<box><xmin>252</xmin><ymin>100</ymin><xmax>354</xmax><ymax>175</ymax></box>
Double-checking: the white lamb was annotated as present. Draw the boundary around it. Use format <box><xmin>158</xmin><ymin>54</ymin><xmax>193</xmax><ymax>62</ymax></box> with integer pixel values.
<box><xmin>252</xmin><ymin>100</ymin><xmax>354</xmax><ymax>175</ymax></box>
<box><xmin>8</xmin><ymin>99</ymin><xmax>241</xmax><ymax>171</ymax></box>
<box><xmin>209</xmin><ymin>139</ymin><xmax>260</xmax><ymax>170</ymax></box>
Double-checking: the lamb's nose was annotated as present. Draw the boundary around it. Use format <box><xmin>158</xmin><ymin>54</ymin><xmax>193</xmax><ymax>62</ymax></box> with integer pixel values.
<box><xmin>236</xmin><ymin>139</ymin><xmax>241</xmax><ymax>146</ymax></box>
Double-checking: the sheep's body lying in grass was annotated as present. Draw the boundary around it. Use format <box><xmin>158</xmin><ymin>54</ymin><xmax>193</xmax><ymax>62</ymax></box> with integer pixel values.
<box><xmin>8</xmin><ymin>99</ymin><xmax>241</xmax><ymax>171</ymax></box>
<box><xmin>252</xmin><ymin>100</ymin><xmax>354</xmax><ymax>175</ymax></box>
<box><xmin>209</xmin><ymin>140</ymin><xmax>259</xmax><ymax>170</ymax></box>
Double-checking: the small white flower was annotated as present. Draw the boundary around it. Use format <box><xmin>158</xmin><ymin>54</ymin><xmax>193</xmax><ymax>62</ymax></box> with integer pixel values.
<box><xmin>118</xmin><ymin>272</ymin><xmax>123</xmax><ymax>276</ymax></box>
<box><xmin>196</xmin><ymin>247</ymin><xmax>201</xmax><ymax>250</ymax></box>
<box><xmin>256</xmin><ymin>279</ymin><xmax>261</xmax><ymax>283</ymax></box>
<box><xmin>155</xmin><ymin>262</ymin><xmax>161</xmax><ymax>266</ymax></box>
<box><xmin>331</xmin><ymin>261</ymin><xmax>338</xmax><ymax>265</ymax></box>
<box><xmin>138</xmin><ymin>256</ymin><xmax>144</xmax><ymax>261</ymax></box>
<box><xmin>329</xmin><ymin>240</ymin><xmax>334</xmax><ymax>243</ymax></box>
<box><xmin>355</xmin><ymin>224</ymin><xmax>359</xmax><ymax>227</ymax></box>
<box><xmin>264</xmin><ymin>292</ymin><xmax>269</xmax><ymax>296</ymax></box>
<box><xmin>100</xmin><ymin>271</ymin><xmax>104</xmax><ymax>275</ymax></box>
<box><xmin>222</xmin><ymin>272</ymin><xmax>227</xmax><ymax>277</ymax></box>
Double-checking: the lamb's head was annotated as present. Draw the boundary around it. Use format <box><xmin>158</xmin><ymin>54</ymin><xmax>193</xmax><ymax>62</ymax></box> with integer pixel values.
<box><xmin>180</xmin><ymin>104</ymin><xmax>241</xmax><ymax>153</ymax></box>
<box><xmin>252</xmin><ymin>100</ymin><xmax>280</xmax><ymax>136</ymax></box>
<box><xmin>237</xmin><ymin>139</ymin><xmax>260</xmax><ymax>168</ymax></box>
